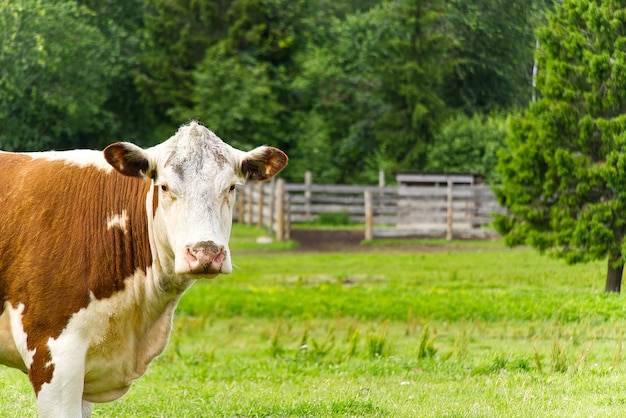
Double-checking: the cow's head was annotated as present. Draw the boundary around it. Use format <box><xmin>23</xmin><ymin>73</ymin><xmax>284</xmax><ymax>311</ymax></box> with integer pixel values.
<box><xmin>103</xmin><ymin>121</ymin><xmax>287</xmax><ymax>278</ymax></box>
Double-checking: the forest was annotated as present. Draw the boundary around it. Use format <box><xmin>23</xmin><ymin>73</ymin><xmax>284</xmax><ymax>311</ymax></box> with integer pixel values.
<box><xmin>0</xmin><ymin>0</ymin><xmax>553</xmax><ymax>184</ymax></box>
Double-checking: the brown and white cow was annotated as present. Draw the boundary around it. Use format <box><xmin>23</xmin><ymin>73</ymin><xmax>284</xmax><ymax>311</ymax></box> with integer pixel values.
<box><xmin>0</xmin><ymin>121</ymin><xmax>287</xmax><ymax>417</ymax></box>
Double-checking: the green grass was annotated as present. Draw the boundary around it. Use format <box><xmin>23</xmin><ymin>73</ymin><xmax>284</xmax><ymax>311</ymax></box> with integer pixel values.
<box><xmin>4</xmin><ymin>225</ymin><xmax>626</xmax><ymax>417</ymax></box>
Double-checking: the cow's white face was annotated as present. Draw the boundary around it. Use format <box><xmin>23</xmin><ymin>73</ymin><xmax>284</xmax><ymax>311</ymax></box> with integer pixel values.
<box><xmin>104</xmin><ymin>122</ymin><xmax>287</xmax><ymax>279</ymax></box>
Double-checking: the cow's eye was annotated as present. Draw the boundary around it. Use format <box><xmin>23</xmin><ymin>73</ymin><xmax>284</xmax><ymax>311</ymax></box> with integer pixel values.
<box><xmin>161</xmin><ymin>185</ymin><xmax>168</xmax><ymax>192</ymax></box>
<box><xmin>229</xmin><ymin>184</ymin><xmax>236</xmax><ymax>192</ymax></box>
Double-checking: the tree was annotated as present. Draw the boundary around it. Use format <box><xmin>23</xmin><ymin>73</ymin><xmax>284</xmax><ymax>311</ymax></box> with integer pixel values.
<box><xmin>186</xmin><ymin>43</ymin><xmax>284</xmax><ymax>151</ymax></box>
<box><xmin>176</xmin><ymin>0</ymin><xmax>331</xmax><ymax>182</ymax></box>
<box><xmin>138</xmin><ymin>0</ymin><xmax>233</xmax><ymax>138</ymax></box>
<box><xmin>287</xmin><ymin>0</ymin><xmax>456</xmax><ymax>183</ymax></box>
<box><xmin>441</xmin><ymin>0</ymin><xmax>542</xmax><ymax>115</ymax></box>
<box><xmin>425</xmin><ymin>113</ymin><xmax>507</xmax><ymax>184</ymax></box>
<box><xmin>495</xmin><ymin>0</ymin><xmax>626</xmax><ymax>292</ymax></box>
<box><xmin>325</xmin><ymin>0</ymin><xmax>382</xmax><ymax>17</ymax></box>
<box><xmin>78</xmin><ymin>0</ymin><xmax>156</xmax><ymax>147</ymax></box>
<box><xmin>373</xmin><ymin>0</ymin><xmax>455</xmax><ymax>171</ymax></box>
<box><xmin>289</xmin><ymin>9</ymin><xmax>388</xmax><ymax>183</ymax></box>
<box><xmin>0</xmin><ymin>0</ymin><xmax>116</xmax><ymax>150</ymax></box>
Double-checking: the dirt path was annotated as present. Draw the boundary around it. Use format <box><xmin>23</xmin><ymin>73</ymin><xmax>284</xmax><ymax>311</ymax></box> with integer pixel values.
<box><xmin>290</xmin><ymin>229</ymin><xmax>364</xmax><ymax>252</ymax></box>
<box><xmin>289</xmin><ymin>229</ymin><xmax>501</xmax><ymax>253</ymax></box>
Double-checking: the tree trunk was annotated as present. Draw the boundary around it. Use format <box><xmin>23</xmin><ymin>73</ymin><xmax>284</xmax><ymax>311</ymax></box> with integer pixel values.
<box><xmin>605</xmin><ymin>255</ymin><xmax>624</xmax><ymax>293</ymax></box>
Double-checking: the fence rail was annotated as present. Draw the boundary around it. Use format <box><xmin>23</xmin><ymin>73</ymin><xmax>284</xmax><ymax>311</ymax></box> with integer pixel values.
<box><xmin>234</xmin><ymin>173</ymin><xmax>505</xmax><ymax>241</ymax></box>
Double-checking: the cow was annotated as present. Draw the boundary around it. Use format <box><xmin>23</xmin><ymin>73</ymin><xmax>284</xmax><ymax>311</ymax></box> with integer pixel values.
<box><xmin>0</xmin><ymin>121</ymin><xmax>288</xmax><ymax>417</ymax></box>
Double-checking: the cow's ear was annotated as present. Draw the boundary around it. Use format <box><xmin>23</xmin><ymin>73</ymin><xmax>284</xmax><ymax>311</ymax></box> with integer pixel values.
<box><xmin>104</xmin><ymin>142</ymin><xmax>154</xmax><ymax>178</ymax></box>
<box><xmin>241</xmin><ymin>146</ymin><xmax>288</xmax><ymax>181</ymax></box>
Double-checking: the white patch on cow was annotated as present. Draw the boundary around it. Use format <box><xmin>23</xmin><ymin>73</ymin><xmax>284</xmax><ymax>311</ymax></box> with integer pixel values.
<box><xmin>106</xmin><ymin>210</ymin><xmax>128</xmax><ymax>234</ymax></box>
<box><xmin>5</xmin><ymin>303</ymin><xmax>35</xmax><ymax>370</ymax></box>
<box><xmin>27</xmin><ymin>149</ymin><xmax>114</xmax><ymax>172</ymax></box>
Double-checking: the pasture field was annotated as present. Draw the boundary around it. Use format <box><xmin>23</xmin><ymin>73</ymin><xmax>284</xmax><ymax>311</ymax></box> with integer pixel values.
<box><xmin>3</xmin><ymin>225</ymin><xmax>626</xmax><ymax>417</ymax></box>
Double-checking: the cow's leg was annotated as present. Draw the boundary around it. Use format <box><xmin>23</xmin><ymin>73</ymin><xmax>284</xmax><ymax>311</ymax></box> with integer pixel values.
<box><xmin>32</xmin><ymin>341</ymin><xmax>88</xmax><ymax>418</ymax></box>
<box><xmin>34</xmin><ymin>364</ymin><xmax>86</xmax><ymax>418</ymax></box>
<box><xmin>82</xmin><ymin>400</ymin><xmax>94</xmax><ymax>418</ymax></box>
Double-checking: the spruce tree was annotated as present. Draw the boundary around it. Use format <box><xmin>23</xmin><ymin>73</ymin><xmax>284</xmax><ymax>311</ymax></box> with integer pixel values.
<box><xmin>495</xmin><ymin>0</ymin><xmax>626</xmax><ymax>292</ymax></box>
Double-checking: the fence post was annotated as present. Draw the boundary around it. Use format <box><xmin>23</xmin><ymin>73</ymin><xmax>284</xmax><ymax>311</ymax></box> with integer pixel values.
<box><xmin>256</xmin><ymin>182</ymin><xmax>264</xmax><ymax>229</ymax></box>
<box><xmin>378</xmin><ymin>170</ymin><xmax>386</xmax><ymax>214</ymax></box>
<box><xmin>236</xmin><ymin>185</ymin><xmax>245</xmax><ymax>223</ymax></box>
<box><xmin>275</xmin><ymin>178</ymin><xmax>285</xmax><ymax>241</ymax></box>
<box><xmin>245</xmin><ymin>183</ymin><xmax>253</xmax><ymax>226</ymax></box>
<box><xmin>285</xmin><ymin>193</ymin><xmax>291</xmax><ymax>240</ymax></box>
<box><xmin>446</xmin><ymin>179</ymin><xmax>453</xmax><ymax>241</ymax></box>
<box><xmin>267</xmin><ymin>178</ymin><xmax>275</xmax><ymax>234</ymax></box>
<box><xmin>304</xmin><ymin>171</ymin><xmax>312</xmax><ymax>218</ymax></box>
<box><xmin>364</xmin><ymin>190</ymin><xmax>373</xmax><ymax>241</ymax></box>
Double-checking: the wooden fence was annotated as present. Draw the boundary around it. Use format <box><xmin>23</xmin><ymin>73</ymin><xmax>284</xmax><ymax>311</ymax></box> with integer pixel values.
<box><xmin>234</xmin><ymin>173</ymin><xmax>505</xmax><ymax>241</ymax></box>
<box><xmin>235</xmin><ymin>178</ymin><xmax>290</xmax><ymax>239</ymax></box>
<box><xmin>363</xmin><ymin>184</ymin><xmax>502</xmax><ymax>240</ymax></box>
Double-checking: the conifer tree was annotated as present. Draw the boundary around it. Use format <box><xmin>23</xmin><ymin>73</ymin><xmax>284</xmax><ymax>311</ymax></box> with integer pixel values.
<box><xmin>496</xmin><ymin>0</ymin><xmax>626</xmax><ymax>292</ymax></box>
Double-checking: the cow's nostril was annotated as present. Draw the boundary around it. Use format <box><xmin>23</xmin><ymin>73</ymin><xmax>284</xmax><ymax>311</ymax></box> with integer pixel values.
<box><xmin>213</xmin><ymin>248</ymin><xmax>226</xmax><ymax>265</ymax></box>
<box><xmin>185</xmin><ymin>247</ymin><xmax>198</xmax><ymax>262</ymax></box>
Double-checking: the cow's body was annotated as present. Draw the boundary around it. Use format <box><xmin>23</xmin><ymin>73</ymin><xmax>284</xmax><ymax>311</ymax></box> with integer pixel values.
<box><xmin>0</xmin><ymin>122</ymin><xmax>287</xmax><ymax>417</ymax></box>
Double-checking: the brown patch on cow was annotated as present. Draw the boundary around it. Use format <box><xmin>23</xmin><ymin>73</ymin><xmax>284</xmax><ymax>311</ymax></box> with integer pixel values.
<box><xmin>29</xmin><ymin>348</ymin><xmax>54</xmax><ymax>394</ymax></box>
<box><xmin>0</xmin><ymin>154</ymin><xmax>153</xmax><ymax>394</ymax></box>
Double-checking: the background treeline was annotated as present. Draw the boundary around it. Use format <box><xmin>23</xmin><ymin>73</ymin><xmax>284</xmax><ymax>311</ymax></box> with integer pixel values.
<box><xmin>0</xmin><ymin>0</ymin><xmax>553</xmax><ymax>183</ymax></box>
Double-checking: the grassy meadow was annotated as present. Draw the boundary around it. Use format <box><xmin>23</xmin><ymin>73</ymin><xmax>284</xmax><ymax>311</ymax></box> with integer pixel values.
<box><xmin>4</xmin><ymin>225</ymin><xmax>626</xmax><ymax>417</ymax></box>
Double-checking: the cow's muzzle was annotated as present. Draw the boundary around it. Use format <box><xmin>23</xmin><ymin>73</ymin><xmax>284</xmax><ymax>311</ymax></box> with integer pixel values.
<box><xmin>184</xmin><ymin>241</ymin><xmax>228</xmax><ymax>275</ymax></box>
